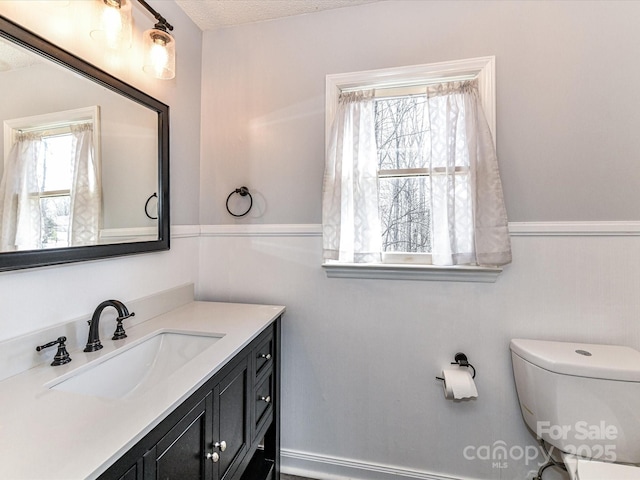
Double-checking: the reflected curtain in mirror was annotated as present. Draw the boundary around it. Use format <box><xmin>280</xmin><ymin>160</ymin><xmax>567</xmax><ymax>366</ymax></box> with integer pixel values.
<box><xmin>0</xmin><ymin>123</ymin><xmax>100</xmax><ymax>251</ymax></box>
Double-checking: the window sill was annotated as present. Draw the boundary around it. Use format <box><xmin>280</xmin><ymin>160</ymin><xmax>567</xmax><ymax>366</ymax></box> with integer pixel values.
<box><xmin>322</xmin><ymin>262</ymin><xmax>502</xmax><ymax>283</ymax></box>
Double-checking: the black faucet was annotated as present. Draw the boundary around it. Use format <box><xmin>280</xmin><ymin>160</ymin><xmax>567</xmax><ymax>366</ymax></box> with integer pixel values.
<box><xmin>84</xmin><ymin>300</ymin><xmax>135</xmax><ymax>352</ymax></box>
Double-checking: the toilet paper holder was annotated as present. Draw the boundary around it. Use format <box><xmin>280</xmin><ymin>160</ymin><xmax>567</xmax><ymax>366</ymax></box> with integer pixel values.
<box><xmin>436</xmin><ymin>352</ymin><xmax>476</xmax><ymax>381</ymax></box>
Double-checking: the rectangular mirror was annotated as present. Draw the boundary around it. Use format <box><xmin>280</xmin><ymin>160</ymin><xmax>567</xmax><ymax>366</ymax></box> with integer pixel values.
<box><xmin>0</xmin><ymin>15</ymin><xmax>169</xmax><ymax>271</ymax></box>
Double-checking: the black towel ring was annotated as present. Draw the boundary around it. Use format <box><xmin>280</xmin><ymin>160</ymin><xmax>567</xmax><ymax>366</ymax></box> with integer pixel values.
<box><xmin>145</xmin><ymin>193</ymin><xmax>158</xmax><ymax>220</ymax></box>
<box><xmin>226</xmin><ymin>186</ymin><xmax>253</xmax><ymax>217</ymax></box>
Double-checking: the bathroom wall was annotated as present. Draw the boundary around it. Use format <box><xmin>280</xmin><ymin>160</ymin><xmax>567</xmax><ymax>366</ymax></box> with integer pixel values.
<box><xmin>2</xmin><ymin>1</ymin><xmax>639</xmax><ymax>479</ymax></box>
<box><xmin>199</xmin><ymin>0</ymin><xmax>640</xmax><ymax>224</ymax></box>
<box><xmin>198</xmin><ymin>2</ymin><xmax>640</xmax><ymax>479</ymax></box>
<box><xmin>0</xmin><ymin>0</ymin><xmax>203</xmax><ymax>342</ymax></box>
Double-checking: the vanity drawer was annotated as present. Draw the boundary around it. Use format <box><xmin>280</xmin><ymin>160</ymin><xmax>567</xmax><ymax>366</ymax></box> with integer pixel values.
<box><xmin>254</xmin><ymin>331</ymin><xmax>274</xmax><ymax>380</ymax></box>
<box><xmin>253</xmin><ymin>372</ymin><xmax>273</xmax><ymax>438</ymax></box>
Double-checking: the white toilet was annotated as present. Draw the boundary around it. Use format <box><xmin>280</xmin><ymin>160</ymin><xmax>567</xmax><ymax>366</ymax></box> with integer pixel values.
<box><xmin>510</xmin><ymin>338</ymin><xmax>640</xmax><ymax>479</ymax></box>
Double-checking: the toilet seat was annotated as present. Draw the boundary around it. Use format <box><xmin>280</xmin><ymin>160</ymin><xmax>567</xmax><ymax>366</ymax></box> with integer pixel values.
<box><xmin>562</xmin><ymin>453</ymin><xmax>640</xmax><ymax>480</ymax></box>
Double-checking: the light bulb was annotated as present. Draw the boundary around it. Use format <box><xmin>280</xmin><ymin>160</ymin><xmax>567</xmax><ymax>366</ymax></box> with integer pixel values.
<box><xmin>149</xmin><ymin>38</ymin><xmax>169</xmax><ymax>78</ymax></box>
<box><xmin>90</xmin><ymin>0</ymin><xmax>132</xmax><ymax>50</ymax></box>
<box><xmin>143</xmin><ymin>28</ymin><xmax>175</xmax><ymax>80</ymax></box>
<box><xmin>102</xmin><ymin>5</ymin><xmax>123</xmax><ymax>49</ymax></box>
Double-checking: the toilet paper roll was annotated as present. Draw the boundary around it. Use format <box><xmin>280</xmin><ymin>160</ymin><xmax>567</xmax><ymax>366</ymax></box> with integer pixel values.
<box><xmin>441</xmin><ymin>368</ymin><xmax>478</xmax><ymax>400</ymax></box>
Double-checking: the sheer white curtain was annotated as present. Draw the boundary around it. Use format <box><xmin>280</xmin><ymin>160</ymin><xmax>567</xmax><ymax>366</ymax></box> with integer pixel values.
<box><xmin>322</xmin><ymin>90</ymin><xmax>382</xmax><ymax>263</ymax></box>
<box><xmin>0</xmin><ymin>133</ymin><xmax>43</xmax><ymax>251</ymax></box>
<box><xmin>323</xmin><ymin>81</ymin><xmax>511</xmax><ymax>267</ymax></box>
<box><xmin>69</xmin><ymin>124</ymin><xmax>101</xmax><ymax>246</ymax></box>
<box><xmin>0</xmin><ymin>123</ymin><xmax>100</xmax><ymax>251</ymax></box>
<box><xmin>426</xmin><ymin>80</ymin><xmax>511</xmax><ymax>266</ymax></box>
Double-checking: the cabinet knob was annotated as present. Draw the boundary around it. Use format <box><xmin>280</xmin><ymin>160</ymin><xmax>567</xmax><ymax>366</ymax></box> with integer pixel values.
<box><xmin>259</xmin><ymin>395</ymin><xmax>271</xmax><ymax>404</ymax></box>
<box><xmin>215</xmin><ymin>440</ymin><xmax>227</xmax><ymax>452</ymax></box>
<box><xmin>205</xmin><ymin>452</ymin><xmax>219</xmax><ymax>462</ymax></box>
<box><xmin>259</xmin><ymin>353</ymin><xmax>272</xmax><ymax>360</ymax></box>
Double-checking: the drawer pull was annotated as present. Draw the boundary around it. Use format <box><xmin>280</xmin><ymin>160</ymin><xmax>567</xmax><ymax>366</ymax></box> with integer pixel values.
<box><xmin>215</xmin><ymin>440</ymin><xmax>227</xmax><ymax>452</ymax></box>
<box><xmin>206</xmin><ymin>452</ymin><xmax>220</xmax><ymax>462</ymax></box>
<box><xmin>259</xmin><ymin>395</ymin><xmax>271</xmax><ymax>404</ymax></box>
<box><xmin>258</xmin><ymin>353</ymin><xmax>272</xmax><ymax>360</ymax></box>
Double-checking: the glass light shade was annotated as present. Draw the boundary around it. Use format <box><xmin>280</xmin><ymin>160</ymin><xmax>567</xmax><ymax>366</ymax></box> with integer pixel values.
<box><xmin>90</xmin><ymin>0</ymin><xmax>132</xmax><ymax>50</ymax></box>
<box><xmin>143</xmin><ymin>28</ymin><xmax>175</xmax><ymax>80</ymax></box>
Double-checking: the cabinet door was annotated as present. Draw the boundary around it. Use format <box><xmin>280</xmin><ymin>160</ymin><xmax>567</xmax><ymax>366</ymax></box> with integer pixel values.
<box><xmin>213</xmin><ymin>358</ymin><xmax>249</xmax><ymax>480</ymax></box>
<box><xmin>144</xmin><ymin>394</ymin><xmax>213</xmax><ymax>480</ymax></box>
<box><xmin>118</xmin><ymin>459</ymin><xmax>142</xmax><ymax>480</ymax></box>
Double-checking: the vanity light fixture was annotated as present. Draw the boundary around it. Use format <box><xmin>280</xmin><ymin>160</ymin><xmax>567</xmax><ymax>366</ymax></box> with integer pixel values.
<box><xmin>137</xmin><ymin>0</ymin><xmax>175</xmax><ymax>80</ymax></box>
<box><xmin>91</xmin><ymin>0</ymin><xmax>176</xmax><ymax>80</ymax></box>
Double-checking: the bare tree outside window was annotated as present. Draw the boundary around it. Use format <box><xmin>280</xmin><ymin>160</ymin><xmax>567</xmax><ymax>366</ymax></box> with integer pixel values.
<box><xmin>38</xmin><ymin>134</ymin><xmax>73</xmax><ymax>248</ymax></box>
<box><xmin>375</xmin><ymin>95</ymin><xmax>431</xmax><ymax>253</ymax></box>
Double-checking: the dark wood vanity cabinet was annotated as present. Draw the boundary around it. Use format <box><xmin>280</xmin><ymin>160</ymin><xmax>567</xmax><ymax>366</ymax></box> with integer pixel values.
<box><xmin>100</xmin><ymin>317</ymin><xmax>280</xmax><ymax>480</ymax></box>
<box><xmin>144</xmin><ymin>394</ymin><xmax>212</xmax><ymax>480</ymax></box>
<box><xmin>143</xmin><ymin>359</ymin><xmax>248</xmax><ymax>480</ymax></box>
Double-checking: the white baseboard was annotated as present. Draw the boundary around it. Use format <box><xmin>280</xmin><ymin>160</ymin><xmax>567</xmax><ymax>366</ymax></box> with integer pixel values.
<box><xmin>281</xmin><ymin>449</ymin><xmax>475</xmax><ymax>480</ymax></box>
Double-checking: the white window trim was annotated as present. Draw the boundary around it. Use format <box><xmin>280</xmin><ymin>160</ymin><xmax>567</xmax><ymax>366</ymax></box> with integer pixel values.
<box><xmin>325</xmin><ymin>56</ymin><xmax>496</xmax><ymax>148</ymax></box>
<box><xmin>3</xmin><ymin>106</ymin><xmax>101</xmax><ymax>167</ymax></box>
<box><xmin>323</xmin><ymin>57</ymin><xmax>501</xmax><ymax>282</ymax></box>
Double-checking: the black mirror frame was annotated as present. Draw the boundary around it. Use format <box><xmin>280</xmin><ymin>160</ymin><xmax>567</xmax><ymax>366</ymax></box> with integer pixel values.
<box><xmin>0</xmin><ymin>15</ymin><xmax>170</xmax><ymax>272</ymax></box>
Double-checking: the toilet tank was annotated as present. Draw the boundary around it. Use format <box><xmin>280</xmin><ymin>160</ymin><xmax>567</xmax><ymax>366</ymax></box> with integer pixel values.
<box><xmin>510</xmin><ymin>339</ymin><xmax>640</xmax><ymax>464</ymax></box>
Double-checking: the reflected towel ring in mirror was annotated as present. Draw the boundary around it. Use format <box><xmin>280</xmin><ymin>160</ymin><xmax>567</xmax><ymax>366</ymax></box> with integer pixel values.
<box><xmin>145</xmin><ymin>193</ymin><xmax>158</xmax><ymax>220</ymax></box>
<box><xmin>226</xmin><ymin>186</ymin><xmax>253</xmax><ymax>217</ymax></box>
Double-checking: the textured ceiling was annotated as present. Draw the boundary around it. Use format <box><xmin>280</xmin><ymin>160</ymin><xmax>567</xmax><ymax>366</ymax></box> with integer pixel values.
<box><xmin>175</xmin><ymin>0</ymin><xmax>383</xmax><ymax>31</ymax></box>
<box><xmin>0</xmin><ymin>39</ymin><xmax>41</xmax><ymax>72</ymax></box>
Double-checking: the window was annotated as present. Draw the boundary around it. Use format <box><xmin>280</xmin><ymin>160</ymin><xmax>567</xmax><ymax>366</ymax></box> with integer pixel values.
<box><xmin>34</xmin><ymin>128</ymin><xmax>74</xmax><ymax>248</ymax></box>
<box><xmin>1</xmin><ymin>107</ymin><xmax>101</xmax><ymax>251</ymax></box>
<box><xmin>323</xmin><ymin>57</ymin><xmax>511</xmax><ymax>280</ymax></box>
<box><xmin>375</xmin><ymin>87</ymin><xmax>433</xmax><ymax>261</ymax></box>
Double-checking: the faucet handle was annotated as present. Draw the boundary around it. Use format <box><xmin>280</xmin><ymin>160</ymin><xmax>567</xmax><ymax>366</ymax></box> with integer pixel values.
<box><xmin>36</xmin><ymin>336</ymin><xmax>72</xmax><ymax>366</ymax></box>
<box><xmin>112</xmin><ymin>312</ymin><xmax>135</xmax><ymax>340</ymax></box>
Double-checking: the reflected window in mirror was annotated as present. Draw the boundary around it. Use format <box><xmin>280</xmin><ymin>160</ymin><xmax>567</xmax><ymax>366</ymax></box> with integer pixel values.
<box><xmin>0</xmin><ymin>107</ymin><xmax>100</xmax><ymax>251</ymax></box>
<box><xmin>0</xmin><ymin>15</ymin><xmax>169</xmax><ymax>272</ymax></box>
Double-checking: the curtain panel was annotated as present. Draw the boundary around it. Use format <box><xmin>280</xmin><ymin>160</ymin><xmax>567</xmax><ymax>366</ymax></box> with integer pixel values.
<box><xmin>0</xmin><ymin>134</ymin><xmax>43</xmax><ymax>251</ymax></box>
<box><xmin>322</xmin><ymin>80</ymin><xmax>511</xmax><ymax>268</ymax></box>
<box><xmin>69</xmin><ymin>124</ymin><xmax>101</xmax><ymax>246</ymax></box>
<box><xmin>425</xmin><ymin>80</ymin><xmax>511</xmax><ymax>266</ymax></box>
<box><xmin>322</xmin><ymin>90</ymin><xmax>382</xmax><ymax>263</ymax></box>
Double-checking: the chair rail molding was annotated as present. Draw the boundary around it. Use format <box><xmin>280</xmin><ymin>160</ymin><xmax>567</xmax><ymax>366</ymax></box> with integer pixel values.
<box><xmin>196</xmin><ymin>222</ymin><xmax>640</xmax><ymax>237</ymax></box>
<box><xmin>508</xmin><ymin>221</ymin><xmax>640</xmax><ymax>236</ymax></box>
<box><xmin>200</xmin><ymin>224</ymin><xmax>322</xmax><ymax>237</ymax></box>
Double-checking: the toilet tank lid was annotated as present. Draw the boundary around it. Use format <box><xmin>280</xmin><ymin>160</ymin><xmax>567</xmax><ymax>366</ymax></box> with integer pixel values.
<box><xmin>510</xmin><ymin>339</ymin><xmax>640</xmax><ymax>381</ymax></box>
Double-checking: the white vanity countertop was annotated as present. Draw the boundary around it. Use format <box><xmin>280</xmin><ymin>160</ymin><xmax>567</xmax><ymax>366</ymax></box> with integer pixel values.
<box><xmin>0</xmin><ymin>301</ymin><xmax>285</xmax><ymax>480</ymax></box>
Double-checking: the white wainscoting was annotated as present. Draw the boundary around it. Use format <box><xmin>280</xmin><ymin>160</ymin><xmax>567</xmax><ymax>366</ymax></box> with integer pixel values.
<box><xmin>197</xmin><ymin>221</ymin><xmax>640</xmax><ymax>480</ymax></box>
<box><xmin>0</xmin><ymin>231</ymin><xmax>200</xmax><ymax>345</ymax></box>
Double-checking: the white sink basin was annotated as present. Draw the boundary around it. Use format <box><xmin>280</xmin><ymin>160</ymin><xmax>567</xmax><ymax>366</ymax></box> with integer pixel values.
<box><xmin>49</xmin><ymin>331</ymin><xmax>223</xmax><ymax>399</ymax></box>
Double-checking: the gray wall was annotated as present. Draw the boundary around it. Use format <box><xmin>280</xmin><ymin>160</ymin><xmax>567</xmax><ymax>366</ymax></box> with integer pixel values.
<box><xmin>199</xmin><ymin>2</ymin><xmax>640</xmax><ymax>479</ymax></box>
<box><xmin>200</xmin><ymin>0</ymin><xmax>640</xmax><ymax>225</ymax></box>
<box><xmin>2</xmin><ymin>2</ymin><xmax>639</xmax><ymax>479</ymax></box>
